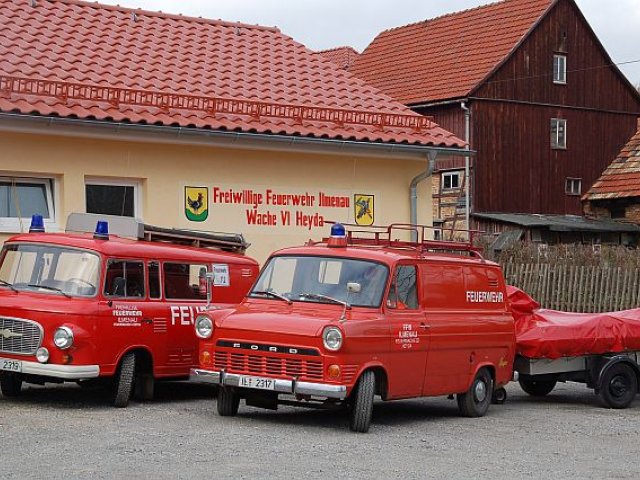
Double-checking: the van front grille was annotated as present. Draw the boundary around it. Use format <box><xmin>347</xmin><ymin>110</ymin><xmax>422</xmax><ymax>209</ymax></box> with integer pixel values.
<box><xmin>0</xmin><ymin>317</ymin><xmax>43</xmax><ymax>355</ymax></box>
<box><xmin>214</xmin><ymin>351</ymin><xmax>323</xmax><ymax>381</ymax></box>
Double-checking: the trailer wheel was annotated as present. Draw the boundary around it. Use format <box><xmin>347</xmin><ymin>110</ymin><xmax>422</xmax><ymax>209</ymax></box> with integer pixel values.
<box><xmin>597</xmin><ymin>363</ymin><xmax>638</xmax><ymax>409</ymax></box>
<box><xmin>112</xmin><ymin>352</ymin><xmax>136</xmax><ymax>408</ymax></box>
<box><xmin>0</xmin><ymin>373</ymin><xmax>23</xmax><ymax>397</ymax></box>
<box><xmin>217</xmin><ymin>386</ymin><xmax>240</xmax><ymax>416</ymax></box>
<box><xmin>349</xmin><ymin>370</ymin><xmax>375</xmax><ymax>433</ymax></box>
<box><xmin>457</xmin><ymin>368</ymin><xmax>493</xmax><ymax>417</ymax></box>
<box><xmin>519</xmin><ymin>376</ymin><xmax>556</xmax><ymax>397</ymax></box>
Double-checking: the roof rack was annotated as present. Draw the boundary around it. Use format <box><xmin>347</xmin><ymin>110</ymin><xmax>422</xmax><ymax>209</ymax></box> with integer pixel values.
<box><xmin>66</xmin><ymin>213</ymin><xmax>248</xmax><ymax>253</ymax></box>
<box><xmin>142</xmin><ymin>224</ymin><xmax>248</xmax><ymax>253</ymax></box>
<box><xmin>321</xmin><ymin>223</ymin><xmax>483</xmax><ymax>257</ymax></box>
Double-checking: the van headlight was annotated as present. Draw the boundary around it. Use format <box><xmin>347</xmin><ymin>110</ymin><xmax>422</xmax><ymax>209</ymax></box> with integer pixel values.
<box><xmin>195</xmin><ymin>315</ymin><xmax>214</xmax><ymax>339</ymax></box>
<box><xmin>53</xmin><ymin>327</ymin><xmax>74</xmax><ymax>350</ymax></box>
<box><xmin>323</xmin><ymin>327</ymin><xmax>343</xmax><ymax>352</ymax></box>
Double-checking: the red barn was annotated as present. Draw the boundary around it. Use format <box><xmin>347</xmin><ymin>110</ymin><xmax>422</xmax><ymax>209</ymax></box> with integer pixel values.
<box><xmin>351</xmin><ymin>0</ymin><xmax>640</xmax><ymax>234</ymax></box>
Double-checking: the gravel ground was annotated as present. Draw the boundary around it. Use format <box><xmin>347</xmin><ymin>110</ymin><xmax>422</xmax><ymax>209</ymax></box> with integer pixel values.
<box><xmin>1</xmin><ymin>380</ymin><xmax>638</xmax><ymax>480</ymax></box>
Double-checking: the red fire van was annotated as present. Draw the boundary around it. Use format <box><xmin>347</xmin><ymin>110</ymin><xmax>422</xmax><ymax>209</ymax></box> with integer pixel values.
<box><xmin>0</xmin><ymin>214</ymin><xmax>258</xmax><ymax>407</ymax></box>
<box><xmin>191</xmin><ymin>224</ymin><xmax>515</xmax><ymax>432</ymax></box>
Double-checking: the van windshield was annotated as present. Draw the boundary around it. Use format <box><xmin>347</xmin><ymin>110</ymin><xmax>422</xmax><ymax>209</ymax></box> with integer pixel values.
<box><xmin>0</xmin><ymin>244</ymin><xmax>100</xmax><ymax>297</ymax></box>
<box><xmin>250</xmin><ymin>256</ymin><xmax>388</xmax><ymax>308</ymax></box>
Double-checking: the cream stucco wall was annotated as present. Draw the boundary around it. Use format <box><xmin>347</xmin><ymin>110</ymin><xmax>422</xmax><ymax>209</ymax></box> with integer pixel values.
<box><xmin>0</xmin><ymin>130</ymin><xmax>433</xmax><ymax>264</ymax></box>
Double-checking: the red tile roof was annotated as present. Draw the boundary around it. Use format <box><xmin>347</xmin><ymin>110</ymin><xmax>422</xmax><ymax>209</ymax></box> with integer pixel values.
<box><xmin>350</xmin><ymin>0</ymin><xmax>554</xmax><ymax>105</ymax></box>
<box><xmin>316</xmin><ymin>47</ymin><xmax>360</xmax><ymax>71</ymax></box>
<box><xmin>0</xmin><ymin>0</ymin><xmax>463</xmax><ymax>148</ymax></box>
<box><xmin>584</xmin><ymin>129</ymin><xmax>640</xmax><ymax>201</ymax></box>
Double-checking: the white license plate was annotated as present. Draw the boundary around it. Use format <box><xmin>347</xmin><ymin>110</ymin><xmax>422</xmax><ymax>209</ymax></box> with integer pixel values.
<box><xmin>0</xmin><ymin>358</ymin><xmax>22</xmax><ymax>373</ymax></box>
<box><xmin>237</xmin><ymin>375</ymin><xmax>276</xmax><ymax>391</ymax></box>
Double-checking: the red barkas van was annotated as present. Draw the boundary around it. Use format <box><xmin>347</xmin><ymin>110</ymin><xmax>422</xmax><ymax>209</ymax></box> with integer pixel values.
<box><xmin>0</xmin><ymin>214</ymin><xmax>258</xmax><ymax>407</ymax></box>
<box><xmin>191</xmin><ymin>224</ymin><xmax>516</xmax><ymax>432</ymax></box>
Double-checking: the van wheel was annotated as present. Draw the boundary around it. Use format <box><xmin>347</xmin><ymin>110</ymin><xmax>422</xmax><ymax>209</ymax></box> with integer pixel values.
<box><xmin>217</xmin><ymin>386</ymin><xmax>240</xmax><ymax>416</ymax></box>
<box><xmin>457</xmin><ymin>368</ymin><xmax>493</xmax><ymax>417</ymax></box>
<box><xmin>0</xmin><ymin>373</ymin><xmax>23</xmax><ymax>397</ymax></box>
<box><xmin>349</xmin><ymin>370</ymin><xmax>375</xmax><ymax>433</ymax></box>
<box><xmin>112</xmin><ymin>352</ymin><xmax>136</xmax><ymax>408</ymax></box>
<box><xmin>597</xmin><ymin>363</ymin><xmax>638</xmax><ymax>409</ymax></box>
<box><xmin>519</xmin><ymin>376</ymin><xmax>557</xmax><ymax>397</ymax></box>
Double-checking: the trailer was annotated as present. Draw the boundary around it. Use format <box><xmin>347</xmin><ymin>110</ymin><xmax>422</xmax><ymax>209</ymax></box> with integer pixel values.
<box><xmin>515</xmin><ymin>353</ymin><xmax>640</xmax><ymax>409</ymax></box>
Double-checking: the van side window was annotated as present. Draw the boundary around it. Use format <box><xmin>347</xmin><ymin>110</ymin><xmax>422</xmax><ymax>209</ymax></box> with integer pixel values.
<box><xmin>104</xmin><ymin>260</ymin><xmax>145</xmax><ymax>298</ymax></box>
<box><xmin>149</xmin><ymin>261</ymin><xmax>161</xmax><ymax>299</ymax></box>
<box><xmin>164</xmin><ymin>262</ymin><xmax>208</xmax><ymax>300</ymax></box>
<box><xmin>388</xmin><ymin>265</ymin><xmax>418</xmax><ymax>310</ymax></box>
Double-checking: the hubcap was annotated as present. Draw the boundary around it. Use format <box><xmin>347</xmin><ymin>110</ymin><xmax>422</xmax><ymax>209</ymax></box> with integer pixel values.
<box><xmin>609</xmin><ymin>375</ymin><xmax>629</xmax><ymax>399</ymax></box>
<box><xmin>474</xmin><ymin>380</ymin><xmax>487</xmax><ymax>402</ymax></box>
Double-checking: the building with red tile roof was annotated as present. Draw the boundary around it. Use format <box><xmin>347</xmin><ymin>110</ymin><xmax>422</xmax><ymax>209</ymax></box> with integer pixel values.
<box><xmin>584</xmin><ymin>126</ymin><xmax>640</xmax><ymax>223</ymax></box>
<box><xmin>0</xmin><ymin>0</ymin><xmax>473</xmax><ymax>260</ymax></box>
<box><xmin>348</xmin><ymin>0</ymin><xmax>640</xmax><ymax>236</ymax></box>
<box><xmin>316</xmin><ymin>47</ymin><xmax>360</xmax><ymax>71</ymax></box>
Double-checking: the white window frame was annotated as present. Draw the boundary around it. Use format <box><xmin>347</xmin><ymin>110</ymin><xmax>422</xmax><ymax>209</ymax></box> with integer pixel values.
<box><xmin>85</xmin><ymin>177</ymin><xmax>143</xmax><ymax>219</ymax></box>
<box><xmin>553</xmin><ymin>54</ymin><xmax>567</xmax><ymax>84</ymax></box>
<box><xmin>565</xmin><ymin>178</ymin><xmax>582</xmax><ymax>196</ymax></box>
<box><xmin>551</xmin><ymin>118</ymin><xmax>567</xmax><ymax>150</ymax></box>
<box><xmin>441</xmin><ymin>171</ymin><xmax>462</xmax><ymax>191</ymax></box>
<box><xmin>0</xmin><ymin>175</ymin><xmax>57</xmax><ymax>233</ymax></box>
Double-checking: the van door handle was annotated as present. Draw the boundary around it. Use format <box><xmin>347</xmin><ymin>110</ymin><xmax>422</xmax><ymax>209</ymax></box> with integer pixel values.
<box><xmin>420</xmin><ymin>323</ymin><xmax>431</xmax><ymax>330</ymax></box>
<box><xmin>142</xmin><ymin>318</ymin><xmax>153</xmax><ymax>325</ymax></box>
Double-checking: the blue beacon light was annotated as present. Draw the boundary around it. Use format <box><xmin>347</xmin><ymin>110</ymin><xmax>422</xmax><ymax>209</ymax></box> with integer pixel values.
<box><xmin>328</xmin><ymin>223</ymin><xmax>347</xmax><ymax>247</ymax></box>
<box><xmin>29</xmin><ymin>214</ymin><xmax>45</xmax><ymax>233</ymax></box>
<box><xmin>94</xmin><ymin>221</ymin><xmax>110</xmax><ymax>240</ymax></box>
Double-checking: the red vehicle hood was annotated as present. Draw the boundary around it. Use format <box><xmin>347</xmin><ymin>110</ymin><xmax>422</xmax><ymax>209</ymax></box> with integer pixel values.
<box><xmin>0</xmin><ymin>288</ymin><xmax>98</xmax><ymax>317</ymax></box>
<box><xmin>216</xmin><ymin>300</ymin><xmax>350</xmax><ymax>337</ymax></box>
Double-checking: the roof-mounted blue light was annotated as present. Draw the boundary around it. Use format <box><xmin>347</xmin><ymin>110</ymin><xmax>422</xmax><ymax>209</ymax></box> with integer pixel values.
<box><xmin>29</xmin><ymin>214</ymin><xmax>45</xmax><ymax>233</ymax></box>
<box><xmin>331</xmin><ymin>223</ymin><xmax>346</xmax><ymax>238</ymax></box>
<box><xmin>94</xmin><ymin>221</ymin><xmax>109</xmax><ymax>240</ymax></box>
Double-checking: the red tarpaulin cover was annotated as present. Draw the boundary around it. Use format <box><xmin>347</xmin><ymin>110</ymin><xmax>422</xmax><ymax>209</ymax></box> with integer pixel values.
<box><xmin>509</xmin><ymin>286</ymin><xmax>640</xmax><ymax>359</ymax></box>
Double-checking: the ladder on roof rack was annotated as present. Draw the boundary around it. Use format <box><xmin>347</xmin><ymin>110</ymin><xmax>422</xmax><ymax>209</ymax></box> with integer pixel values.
<box><xmin>142</xmin><ymin>224</ymin><xmax>249</xmax><ymax>254</ymax></box>
<box><xmin>323</xmin><ymin>222</ymin><xmax>483</xmax><ymax>257</ymax></box>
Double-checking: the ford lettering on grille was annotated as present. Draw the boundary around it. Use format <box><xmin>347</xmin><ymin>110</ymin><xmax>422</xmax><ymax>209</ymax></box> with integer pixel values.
<box><xmin>217</xmin><ymin>340</ymin><xmax>320</xmax><ymax>357</ymax></box>
<box><xmin>0</xmin><ymin>317</ymin><xmax>43</xmax><ymax>355</ymax></box>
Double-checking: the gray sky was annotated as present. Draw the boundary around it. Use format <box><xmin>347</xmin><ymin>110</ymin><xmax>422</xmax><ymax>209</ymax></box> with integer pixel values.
<box><xmin>98</xmin><ymin>0</ymin><xmax>640</xmax><ymax>86</ymax></box>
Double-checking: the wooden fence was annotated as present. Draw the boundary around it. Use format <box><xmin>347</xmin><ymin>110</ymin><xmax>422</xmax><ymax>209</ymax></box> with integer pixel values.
<box><xmin>502</xmin><ymin>263</ymin><xmax>640</xmax><ymax>313</ymax></box>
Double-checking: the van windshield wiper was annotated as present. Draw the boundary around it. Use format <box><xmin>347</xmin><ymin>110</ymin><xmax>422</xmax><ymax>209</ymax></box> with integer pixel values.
<box><xmin>299</xmin><ymin>292</ymin><xmax>349</xmax><ymax>309</ymax></box>
<box><xmin>27</xmin><ymin>284</ymin><xmax>72</xmax><ymax>298</ymax></box>
<box><xmin>0</xmin><ymin>279</ymin><xmax>18</xmax><ymax>293</ymax></box>
<box><xmin>251</xmin><ymin>290</ymin><xmax>292</xmax><ymax>305</ymax></box>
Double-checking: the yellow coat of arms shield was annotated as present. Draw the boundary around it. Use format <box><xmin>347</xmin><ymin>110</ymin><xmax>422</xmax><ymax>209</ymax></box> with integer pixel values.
<box><xmin>354</xmin><ymin>194</ymin><xmax>374</xmax><ymax>226</ymax></box>
<box><xmin>185</xmin><ymin>186</ymin><xmax>209</xmax><ymax>222</ymax></box>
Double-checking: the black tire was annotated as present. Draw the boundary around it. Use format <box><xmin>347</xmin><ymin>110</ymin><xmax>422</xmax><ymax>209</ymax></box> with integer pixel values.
<box><xmin>349</xmin><ymin>370</ymin><xmax>376</xmax><ymax>433</ymax></box>
<box><xmin>0</xmin><ymin>373</ymin><xmax>23</xmax><ymax>397</ymax></box>
<box><xmin>519</xmin><ymin>376</ymin><xmax>557</xmax><ymax>397</ymax></box>
<box><xmin>491</xmin><ymin>387</ymin><xmax>507</xmax><ymax>405</ymax></box>
<box><xmin>217</xmin><ymin>386</ymin><xmax>240</xmax><ymax>416</ymax></box>
<box><xmin>113</xmin><ymin>352</ymin><xmax>136</xmax><ymax>408</ymax></box>
<box><xmin>597</xmin><ymin>363</ymin><xmax>638</xmax><ymax>409</ymax></box>
<box><xmin>457</xmin><ymin>368</ymin><xmax>493</xmax><ymax>417</ymax></box>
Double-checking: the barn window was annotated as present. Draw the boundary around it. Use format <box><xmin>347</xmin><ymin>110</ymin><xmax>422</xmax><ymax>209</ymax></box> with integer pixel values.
<box><xmin>553</xmin><ymin>54</ymin><xmax>567</xmax><ymax>84</ymax></box>
<box><xmin>565</xmin><ymin>178</ymin><xmax>582</xmax><ymax>196</ymax></box>
<box><xmin>441</xmin><ymin>171</ymin><xmax>462</xmax><ymax>191</ymax></box>
<box><xmin>551</xmin><ymin>119</ymin><xmax>567</xmax><ymax>149</ymax></box>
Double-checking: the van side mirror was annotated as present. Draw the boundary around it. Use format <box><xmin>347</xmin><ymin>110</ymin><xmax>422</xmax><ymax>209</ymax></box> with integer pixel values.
<box><xmin>347</xmin><ymin>282</ymin><xmax>361</xmax><ymax>294</ymax></box>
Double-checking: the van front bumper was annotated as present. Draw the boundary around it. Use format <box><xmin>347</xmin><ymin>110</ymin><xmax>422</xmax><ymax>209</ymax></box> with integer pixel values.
<box><xmin>0</xmin><ymin>357</ymin><xmax>100</xmax><ymax>380</ymax></box>
<box><xmin>190</xmin><ymin>368</ymin><xmax>348</xmax><ymax>400</ymax></box>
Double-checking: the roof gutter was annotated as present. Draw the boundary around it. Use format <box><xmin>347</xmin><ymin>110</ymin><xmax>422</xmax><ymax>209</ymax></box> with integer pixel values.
<box><xmin>0</xmin><ymin>112</ymin><xmax>470</xmax><ymax>161</ymax></box>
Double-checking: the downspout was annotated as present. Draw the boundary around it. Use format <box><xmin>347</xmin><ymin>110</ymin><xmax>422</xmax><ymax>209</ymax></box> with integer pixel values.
<box><xmin>461</xmin><ymin>101</ymin><xmax>471</xmax><ymax>238</ymax></box>
<box><xmin>410</xmin><ymin>150</ymin><xmax>438</xmax><ymax>242</ymax></box>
